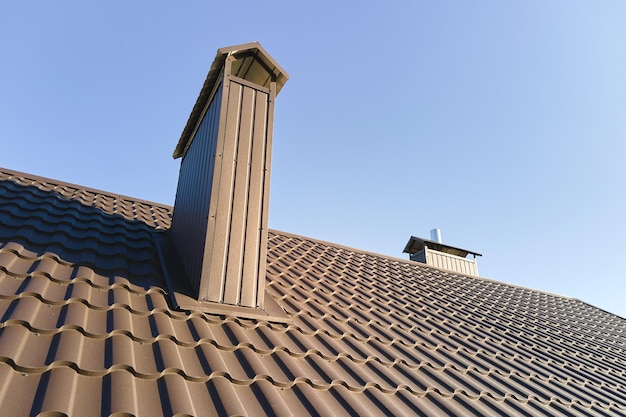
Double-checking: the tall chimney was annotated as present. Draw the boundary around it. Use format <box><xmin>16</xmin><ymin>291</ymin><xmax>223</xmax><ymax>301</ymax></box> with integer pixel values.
<box><xmin>170</xmin><ymin>43</ymin><xmax>288</xmax><ymax>310</ymax></box>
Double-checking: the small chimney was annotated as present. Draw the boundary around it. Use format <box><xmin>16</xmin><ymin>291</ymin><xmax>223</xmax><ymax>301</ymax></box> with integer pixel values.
<box><xmin>403</xmin><ymin>232</ymin><xmax>482</xmax><ymax>276</ymax></box>
<box><xmin>170</xmin><ymin>43</ymin><xmax>288</xmax><ymax>310</ymax></box>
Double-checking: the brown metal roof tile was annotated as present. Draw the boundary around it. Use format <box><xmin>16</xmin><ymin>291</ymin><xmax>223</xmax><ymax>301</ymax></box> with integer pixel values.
<box><xmin>0</xmin><ymin>251</ymin><xmax>35</xmax><ymax>277</ymax></box>
<box><xmin>61</xmin><ymin>301</ymin><xmax>108</xmax><ymax>334</ymax></box>
<box><xmin>238</xmin><ymin>380</ymin><xmax>291</xmax><ymax>416</ymax></box>
<box><xmin>109</xmin><ymin>371</ymin><xmax>162</xmax><ymax>416</ymax></box>
<box><xmin>3</xmin><ymin>168</ymin><xmax>626</xmax><ymax>415</ymax></box>
<box><xmin>0</xmin><ymin>364</ymin><xmax>38</xmax><ymax>416</ymax></box>
<box><xmin>1</xmin><ymin>297</ymin><xmax>56</xmax><ymax>331</ymax></box>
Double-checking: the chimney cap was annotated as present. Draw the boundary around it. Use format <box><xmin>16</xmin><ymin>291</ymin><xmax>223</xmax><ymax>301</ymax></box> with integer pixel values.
<box><xmin>174</xmin><ymin>42</ymin><xmax>289</xmax><ymax>159</ymax></box>
<box><xmin>430</xmin><ymin>228</ymin><xmax>442</xmax><ymax>243</ymax></box>
<box><xmin>403</xmin><ymin>235</ymin><xmax>482</xmax><ymax>258</ymax></box>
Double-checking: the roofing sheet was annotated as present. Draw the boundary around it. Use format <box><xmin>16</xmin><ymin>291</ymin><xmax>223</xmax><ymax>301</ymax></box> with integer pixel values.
<box><xmin>1</xmin><ymin>167</ymin><xmax>626</xmax><ymax>416</ymax></box>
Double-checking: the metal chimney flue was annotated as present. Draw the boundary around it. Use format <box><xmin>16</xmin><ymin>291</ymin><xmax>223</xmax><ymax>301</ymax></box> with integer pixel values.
<box><xmin>430</xmin><ymin>228</ymin><xmax>442</xmax><ymax>243</ymax></box>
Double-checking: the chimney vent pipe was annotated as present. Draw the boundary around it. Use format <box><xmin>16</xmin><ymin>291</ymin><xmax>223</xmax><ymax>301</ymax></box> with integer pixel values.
<box><xmin>430</xmin><ymin>228</ymin><xmax>442</xmax><ymax>243</ymax></box>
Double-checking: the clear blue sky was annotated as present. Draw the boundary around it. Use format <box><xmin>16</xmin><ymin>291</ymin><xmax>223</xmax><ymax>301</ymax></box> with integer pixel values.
<box><xmin>2</xmin><ymin>2</ymin><xmax>625</xmax><ymax>318</ymax></box>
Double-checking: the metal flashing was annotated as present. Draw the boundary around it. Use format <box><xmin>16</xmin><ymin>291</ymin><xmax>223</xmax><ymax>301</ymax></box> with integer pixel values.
<box><xmin>154</xmin><ymin>228</ymin><xmax>290</xmax><ymax>323</ymax></box>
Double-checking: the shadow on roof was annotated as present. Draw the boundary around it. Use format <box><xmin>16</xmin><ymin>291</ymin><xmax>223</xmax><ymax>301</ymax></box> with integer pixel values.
<box><xmin>0</xmin><ymin>178</ymin><xmax>165</xmax><ymax>289</ymax></box>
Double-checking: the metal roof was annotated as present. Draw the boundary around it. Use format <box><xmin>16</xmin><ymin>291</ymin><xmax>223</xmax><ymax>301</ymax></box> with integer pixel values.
<box><xmin>173</xmin><ymin>42</ymin><xmax>289</xmax><ymax>159</ymax></box>
<box><xmin>1</xmin><ymin>167</ymin><xmax>626</xmax><ymax>416</ymax></box>
<box><xmin>403</xmin><ymin>235</ymin><xmax>483</xmax><ymax>258</ymax></box>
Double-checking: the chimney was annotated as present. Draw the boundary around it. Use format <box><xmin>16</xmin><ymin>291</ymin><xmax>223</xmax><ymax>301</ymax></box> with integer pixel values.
<box><xmin>169</xmin><ymin>42</ymin><xmax>288</xmax><ymax>310</ymax></box>
<box><xmin>430</xmin><ymin>228</ymin><xmax>442</xmax><ymax>243</ymax></box>
<box><xmin>403</xmin><ymin>231</ymin><xmax>482</xmax><ymax>276</ymax></box>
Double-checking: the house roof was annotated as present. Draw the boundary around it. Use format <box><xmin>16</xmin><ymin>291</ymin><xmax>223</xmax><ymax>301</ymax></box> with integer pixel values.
<box><xmin>1</xmin><ymin>166</ymin><xmax>626</xmax><ymax>416</ymax></box>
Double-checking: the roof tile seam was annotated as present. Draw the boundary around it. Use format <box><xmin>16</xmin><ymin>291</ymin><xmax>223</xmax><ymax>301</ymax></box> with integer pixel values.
<box><xmin>0</xmin><ymin>360</ymin><xmax>624</xmax><ymax>409</ymax></box>
<box><xmin>3</xmin><ymin>326</ymin><xmax>624</xmax><ymax>391</ymax></box>
<box><xmin>0</xmin><ymin>248</ymin><xmax>73</xmax><ymax>267</ymax></box>
<box><xmin>0</xmin><ymin>243</ymin><xmax>158</xmax><ymax>265</ymax></box>
<box><xmin>0</xmin><ymin>257</ymin><xmax>160</xmax><ymax>280</ymax></box>
<box><xmin>288</xmin><ymin>331</ymin><xmax>626</xmax><ymax>373</ymax></box>
<box><xmin>285</xmin><ymin>310</ymin><xmax>626</xmax><ymax>361</ymax></box>
<box><xmin>272</xmin><ymin>295</ymin><xmax>599</xmax><ymax>336</ymax></box>
<box><xmin>0</xmin><ymin>222</ymin><xmax>155</xmax><ymax>243</ymax></box>
<box><xmin>268</xmin><ymin>275</ymin><xmax>596</xmax><ymax>324</ymax></box>
<box><xmin>0</xmin><ymin>302</ymin><xmax>280</xmax><ymax>331</ymax></box>
<box><xmin>1</xmin><ymin>264</ymin><xmax>162</xmax><ymax>285</ymax></box>
<box><xmin>2</xmin><ymin>195</ymin><xmax>162</xmax><ymax>229</ymax></box>
<box><xmin>0</xmin><ymin>210</ymin><xmax>157</xmax><ymax>235</ymax></box>
<box><xmin>0</xmin><ymin>265</ymin><xmax>167</xmax><ymax>290</ymax></box>
<box><xmin>2</xmin><ymin>270</ymin><xmax>168</xmax><ymax>296</ymax></box>
<box><xmin>0</xmin><ymin>172</ymin><xmax>174</xmax><ymax>213</ymax></box>
<box><xmin>0</xmin><ymin>180</ymin><xmax>172</xmax><ymax>230</ymax></box>
<box><xmin>282</xmin><ymin>306</ymin><xmax>623</xmax><ymax>353</ymax></box>
<box><xmin>186</xmin><ymin>315</ymin><xmax>626</xmax><ymax>361</ymax></box>
<box><xmin>4</xmin><ymin>318</ymin><xmax>623</xmax><ymax>378</ymax></box>
<box><xmin>0</xmin><ymin>294</ymin><xmax>184</xmax><ymax>318</ymax></box>
<box><xmin>268</xmin><ymin>252</ymin><xmax>598</xmax><ymax>315</ymax></box>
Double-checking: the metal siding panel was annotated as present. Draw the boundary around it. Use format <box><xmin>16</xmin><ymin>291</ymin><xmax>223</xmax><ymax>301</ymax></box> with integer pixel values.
<box><xmin>424</xmin><ymin>249</ymin><xmax>479</xmax><ymax>276</ymax></box>
<box><xmin>223</xmin><ymin>85</ymin><xmax>256</xmax><ymax>305</ymax></box>
<box><xmin>255</xmin><ymin>83</ymin><xmax>276</xmax><ymax>309</ymax></box>
<box><xmin>172</xmin><ymin>74</ymin><xmax>273</xmax><ymax>309</ymax></box>
<box><xmin>171</xmin><ymin>83</ymin><xmax>223</xmax><ymax>291</ymax></box>
<box><xmin>205</xmin><ymin>81</ymin><xmax>242</xmax><ymax>303</ymax></box>
<box><xmin>240</xmin><ymin>89</ymin><xmax>270</xmax><ymax>307</ymax></box>
<box><xmin>434</xmin><ymin>252</ymin><xmax>442</xmax><ymax>270</ymax></box>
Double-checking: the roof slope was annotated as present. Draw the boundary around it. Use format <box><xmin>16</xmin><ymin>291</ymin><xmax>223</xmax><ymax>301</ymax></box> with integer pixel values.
<box><xmin>1</xmin><ymin>167</ymin><xmax>626</xmax><ymax>416</ymax></box>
